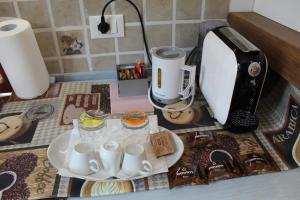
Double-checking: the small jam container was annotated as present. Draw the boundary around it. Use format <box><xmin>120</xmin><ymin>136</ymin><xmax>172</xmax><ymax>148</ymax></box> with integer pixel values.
<box><xmin>122</xmin><ymin>110</ymin><xmax>149</xmax><ymax>129</ymax></box>
<box><xmin>79</xmin><ymin>110</ymin><xmax>106</xmax><ymax>131</ymax></box>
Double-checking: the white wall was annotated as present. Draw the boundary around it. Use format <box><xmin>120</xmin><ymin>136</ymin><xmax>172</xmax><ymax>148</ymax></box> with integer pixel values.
<box><xmin>253</xmin><ymin>0</ymin><xmax>300</xmax><ymax>32</ymax></box>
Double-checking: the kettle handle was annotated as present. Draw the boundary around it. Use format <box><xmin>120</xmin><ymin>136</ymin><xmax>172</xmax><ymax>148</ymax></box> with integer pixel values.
<box><xmin>179</xmin><ymin>65</ymin><xmax>196</xmax><ymax>100</ymax></box>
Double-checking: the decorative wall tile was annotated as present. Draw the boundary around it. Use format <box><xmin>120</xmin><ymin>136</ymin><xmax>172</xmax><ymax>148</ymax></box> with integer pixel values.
<box><xmin>45</xmin><ymin>60</ymin><xmax>61</xmax><ymax>74</ymax></box>
<box><xmin>13</xmin><ymin>0</ymin><xmax>231</xmax><ymax>74</ymax></box>
<box><xmin>118</xmin><ymin>26</ymin><xmax>144</xmax><ymax>51</ymax></box>
<box><xmin>88</xmin><ymin>30</ymin><xmax>115</xmax><ymax>54</ymax></box>
<box><xmin>63</xmin><ymin>58</ymin><xmax>89</xmax><ymax>73</ymax></box>
<box><xmin>147</xmin><ymin>25</ymin><xmax>172</xmax><ymax>48</ymax></box>
<box><xmin>51</xmin><ymin>0</ymin><xmax>82</xmax><ymax>27</ymax></box>
<box><xmin>0</xmin><ymin>2</ymin><xmax>16</xmax><ymax>17</ymax></box>
<box><xmin>204</xmin><ymin>0</ymin><xmax>230</xmax><ymax>19</ymax></box>
<box><xmin>92</xmin><ymin>56</ymin><xmax>116</xmax><ymax>71</ymax></box>
<box><xmin>115</xmin><ymin>0</ymin><xmax>143</xmax><ymax>23</ymax></box>
<box><xmin>83</xmin><ymin>0</ymin><xmax>111</xmax><ymax>24</ymax></box>
<box><xmin>175</xmin><ymin>23</ymin><xmax>200</xmax><ymax>48</ymax></box>
<box><xmin>119</xmin><ymin>54</ymin><xmax>144</xmax><ymax>64</ymax></box>
<box><xmin>146</xmin><ymin>0</ymin><xmax>172</xmax><ymax>21</ymax></box>
<box><xmin>176</xmin><ymin>0</ymin><xmax>202</xmax><ymax>20</ymax></box>
<box><xmin>35</xmin><ymin>32</ymin><xmax>57</xmax><ymax>57</ymax></box>
<box><xmin>57</xmin><ymin>31</ymin><xmax>85</xmax><ymax>55</ymax></box>
<box><xmin>18</xmin><ymin>0</ymin><xmax>50</xmax><ymax>28</ymax></box>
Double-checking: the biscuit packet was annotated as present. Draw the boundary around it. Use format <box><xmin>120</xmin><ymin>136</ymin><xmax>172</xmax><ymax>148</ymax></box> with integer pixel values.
<box><xmin>180</xmin><ymin>131</ymin><xmax>216</xmax><ymax>148</ymax></box>
<box><xmin>231</xmin><ymin>132</ymin><xmax>280</xmax><ymax>175</ymax></box>
<box><xmin>194</xmin><ymin>144</ymin><xmax>243</xmax><ymax>182</ymax></box>
<box><xmin>240</xmin><ymin>153</ymin><xmax>279</xmax><ymax>176</ymax></box>
<box><xmin>168</xmin><ymin>149</ymin><xmax>208</xmax><ymax>189</ymax></box>
<box><xmin>150</xmin><ymin>131</ymin><xmax>176</xmax><ymax>157</ymax></box>
<box><xmin>205</xmin><ymin>156</ymin><xmax>243</xmax><ymax>182</ymax></box>
<box><xmin>168</xmin><ymin>160</ymin><xmax>208</xmax><ymax>189</ymax></box>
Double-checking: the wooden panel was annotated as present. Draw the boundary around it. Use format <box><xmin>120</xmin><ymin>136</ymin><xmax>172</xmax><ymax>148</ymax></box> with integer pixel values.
<box><xmin>228</xmin><ymin>12</ymin><xmax>300</xmax><ymax>89</ymax></box>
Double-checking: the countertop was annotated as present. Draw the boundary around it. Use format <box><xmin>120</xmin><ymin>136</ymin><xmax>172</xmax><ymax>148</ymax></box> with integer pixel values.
<box><xmin>71</xmin><ymin>168</ymin><xmax>300</xmax><ymax>200</ymax></box>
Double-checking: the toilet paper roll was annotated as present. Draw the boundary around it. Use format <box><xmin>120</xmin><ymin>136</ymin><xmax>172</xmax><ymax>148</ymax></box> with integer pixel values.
<box><xmin>0</xmin><ymin>19</ymin><xmax>49</xmax><ymax>99</ymax></box>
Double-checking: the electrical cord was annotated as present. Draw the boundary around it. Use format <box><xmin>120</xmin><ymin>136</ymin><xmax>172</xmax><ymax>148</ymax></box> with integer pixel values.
<box><xmin>99</xmin><ymin>0</ymin><xmax>152</xmax><ymax>65</ymax></box>
<box><xmin>185</xmin><ymin>46</ymin><xmax>198</xmax><ymax>64</ymax></box>
<box><xmin>147</xmin><ymin>84</ymin><xmax>195</xmax><ymax>112</ymax></box>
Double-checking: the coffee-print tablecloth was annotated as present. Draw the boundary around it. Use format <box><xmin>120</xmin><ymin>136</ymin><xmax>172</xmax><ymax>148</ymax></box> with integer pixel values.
<box><xmin>0</xmin><ymin>77</ymin><xmax>299</xmax><ymax>199</ymax></box>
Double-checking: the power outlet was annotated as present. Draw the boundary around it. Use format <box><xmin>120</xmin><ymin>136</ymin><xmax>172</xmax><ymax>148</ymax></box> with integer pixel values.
<box><xmin>89</xmin><ymin>15</ymin><xmax>124</xmax><ymax>39</ymax></box>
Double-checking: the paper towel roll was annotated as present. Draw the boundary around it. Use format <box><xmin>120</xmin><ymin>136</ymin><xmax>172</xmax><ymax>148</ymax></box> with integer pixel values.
<box><xmin>0</xmin><ymin>19</ymin><xmax>49</xmax><ymax>99</ymax></box>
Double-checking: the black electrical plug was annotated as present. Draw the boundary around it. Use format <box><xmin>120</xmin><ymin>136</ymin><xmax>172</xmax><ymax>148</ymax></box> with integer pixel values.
<box><xmin>98</xmin><ymin>15</ymin><xmax>110</xmax><ymax>34</ymax></box>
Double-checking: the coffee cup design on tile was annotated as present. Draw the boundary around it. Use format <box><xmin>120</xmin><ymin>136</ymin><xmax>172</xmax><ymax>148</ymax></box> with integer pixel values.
<box><xmin>209</xmin><ymin>149</ymin><xmax>233</xmax><ymax>164</ymax></box>
<box><xmin>68</xmin><ymin>143</ymin><xmax>100</xmax><ymax>175</ymax></box>
<box><xmin>121</xmin><ymin>143</ymin><xmax>152</xmax><ymax>176</ymax></box>
<box><xmin>100</xmin><ymin>141</ymin><xmax>123</xmax><ymax>177</ymax></box>
<box><xmin>0</xmin><ymin>171</ymin><xmax>17</xmax><ymax>200</ymax></box>
<box><xmin>292</xmin><ymin>135</ymin><xmax>300</xmax><ymax>166</ymax></box>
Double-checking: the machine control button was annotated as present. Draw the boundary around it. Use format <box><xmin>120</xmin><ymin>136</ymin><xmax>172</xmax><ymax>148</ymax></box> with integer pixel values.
<box><xmin>250</xmin><ymin>79</ymin><xmax>256</xmax><ymax>86</ymax></box>
<box><xmin>248</xmin><ymin>62</ymin><xmax>261</xmax><ymax>77</ymax></box>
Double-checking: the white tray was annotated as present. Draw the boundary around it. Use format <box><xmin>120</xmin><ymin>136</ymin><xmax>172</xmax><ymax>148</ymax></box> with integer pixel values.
<box><xmin>47</xmin><ymin>127</ymin><xmax>184</xmax><ymax>181</ymax></box>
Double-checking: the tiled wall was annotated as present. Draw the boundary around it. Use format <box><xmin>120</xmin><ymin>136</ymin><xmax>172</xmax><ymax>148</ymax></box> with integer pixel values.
<box><xmin>0</xmin><ymin>0</ymin><xmax>230</xmax><ymax>74</ymax></box>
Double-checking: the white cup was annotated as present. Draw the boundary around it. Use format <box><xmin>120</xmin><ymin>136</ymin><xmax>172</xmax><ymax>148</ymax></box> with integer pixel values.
<box><xmin>122</xmin><ymin>143</ymin><xmax>152</xmax><ymax>176</ymax></box>
<box><xmin>68</xmin><ymin>143</ymin><xmax>100</xmax><ymax>175</ymax></box>
<box><xmin>100</xmin><ymin>141</ymin><xmax>123</xmax><ymax>177</ymax></box>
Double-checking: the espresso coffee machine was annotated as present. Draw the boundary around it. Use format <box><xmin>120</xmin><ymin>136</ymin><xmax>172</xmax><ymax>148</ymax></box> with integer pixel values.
<box><xmin>199</xmin><ymin>27</ymin><xmax>268</xmax><ymax>132</ymax></box>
